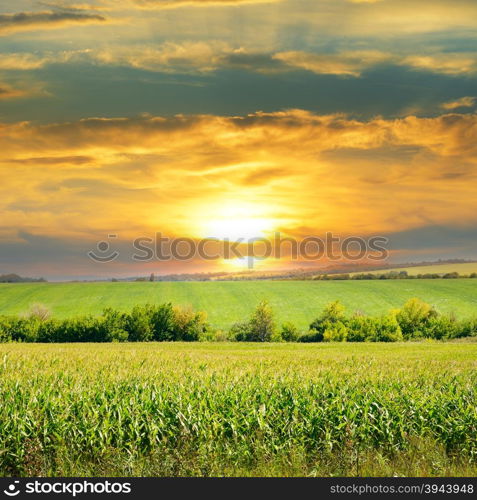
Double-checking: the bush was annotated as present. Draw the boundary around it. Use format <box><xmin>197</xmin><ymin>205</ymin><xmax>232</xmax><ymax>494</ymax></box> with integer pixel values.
<box><xmin>127</xmin><ymin>306</ymin><xmax>153</xmax><ymax>342</ymax></box>
<box><xmin>230</xmin><ymin>321</ymin><xmax>251</xmax><ymax>342</ymax></box>
<box><xmin>299</xmin><ymin>331</ymin><xmax>325</xmax><ymax>343</ymax></box>
<box><xmin>280</xmin><ymin>322</ymin><xmax>300</xmax><ymax>342</ymax></box>
<box><xmin>426</xmin><ymin>315</ymin><xmax>458</xmax><ymax>340</ymax></box>
<box><xmin>367</xmin><ymin>315</ymin><xmax>402</xmax><ymax>342</ymax></box>
<box><xmin>172</xmin><ymin>307</ymin><xmax>209</xmax><ymax>341</ymax></box>
<box><xmin>233</xmin><ymin>301</ymin><xmax>277</xmax><ymax>342</ymax></box>
<box><xmin>0</xmin><ymin>317</ymin><xmax>41</xmax><ymax>342</ymax></box>
<box><xmin>0</xmin><ymin>299</ymin><xmax>475</xmax><ymax>344</ymax></box>
<box><xmin>346</xmin><ymin>315</ymin><xmax>371</xmax><ymax>342</ymax></box>
<box><xmin>102</xmin><ymin>308</ymin><xmax>129</xmax><ymax>342</ymax></box>
<box><xmin>395</xmin><ymin>298</ymin><xmax>438</xmax><ymax>339</ymax></box>
<box><xmin>149</xmin><ymin>303</ymin><xmax>175</xmax><ymax>341</ymax></box>
<box><xmin>456</xmin><ymin>317</ymin><xmax>477</xmax><ymax>338</ymax></box>
<box><xmin>322</xmin><ymin>321</ymin><xmax>348</xmax><ymax>342</ymax></box>
<box><xmin>308</xmin><ymin>301</ymin><xmax>346</xmax><ymax>342</ymax></box>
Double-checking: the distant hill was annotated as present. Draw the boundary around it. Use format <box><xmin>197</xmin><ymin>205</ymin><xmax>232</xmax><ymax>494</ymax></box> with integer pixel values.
<box><xmin>120</xmin><ymin>259</ymin><xmax>477</xmax><ymax>282</ymax></box>
<box><xmin>349</xmin><ymin>261</ymin><xmax>477</xmax><ymax>277</ymax></box>
<box><xmin>0</xmin><ymin>273</ymin><xmax>47</xmax><ymax>283</ymax></box>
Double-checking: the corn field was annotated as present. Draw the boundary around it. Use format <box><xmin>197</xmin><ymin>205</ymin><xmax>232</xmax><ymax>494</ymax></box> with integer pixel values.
<box><xmin>0</xmin><ymin>342</ymin><xmax>476</xmax><ymax>477</ymax></box>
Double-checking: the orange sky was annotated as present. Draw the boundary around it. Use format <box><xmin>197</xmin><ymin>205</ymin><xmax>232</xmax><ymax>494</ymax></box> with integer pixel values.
<box><xmin>1</xmin><ymin>0</ymin><xmax>476</xmax><ymax>278</ymax></box>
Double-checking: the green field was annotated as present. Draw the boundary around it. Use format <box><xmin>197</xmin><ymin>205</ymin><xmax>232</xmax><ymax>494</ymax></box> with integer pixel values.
<box><xmin>1</xmin><ymin>280</ymin><xmax>477</xmax><ymax>330</ymax></box>
<box><xmin>1</xmin><ymin>342</ymin><xmax>475</xmax><ymax>477</ymax></box>
<box><xmin>352</xmin><ymin>262</ymin><xmax>477</xmax><ymax>276</ymax></box>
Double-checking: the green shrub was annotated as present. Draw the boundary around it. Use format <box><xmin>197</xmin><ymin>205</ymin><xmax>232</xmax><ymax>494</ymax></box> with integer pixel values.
<box><xmin>233</xmin><ymin>301</ymin><xmax>277</xmax><ymax>342</ymax></box>
<box><xmin>0</xmin><ymin>298</ymin><xmax>475</xmax><ymax>344</ymax></box>
<box><xmin>322</xmin><ymin>321</ymin><xmax>348</xmax><ymax>342</ymax></box>
<box><xmin>346</xmin><ymin>315</ymin><xmax>371</xmax><ymax>342</ymax></box>
<box><xmin>102</xmin><ymin>308</ymin><xmax>129</xmax><ymax>342</ymax></box>
<box><xmin>456</xmin><ymin>317</ymin><xmax>477</xmax><ymax>338</ymax></box>
<box><xmin>0</xmin><ymin>317</ymin><xmax>40</xmax><ymax>342</ymax></box>
<box><xmin>308</xmin><ymin>301</ymin><xmax>346</xmax><ymax>342</ymax></box>
<box><xmin>395</xmin><ymin>298</ymin><xmax>438</xmax><ymax>339</ymax></box>
<box><xmin>367</xmin><ymin>315</ymin><xmax>402</xmax><ymax>342</ymax></box>
<box><xmin>127</xmin><ymin>306</ymin><xmax>153</xmax><ymax>342</ymax></box>
<box><xmin>172</xmin><ymin>307</ymin><xmax>209</xmax><ymax>341</ymax></box>
<box><xmin>149</xmin><ymin>303</ymin><xmax>175</xmax><ymax>341</ymax></box>
<box><xmin>299</xmin><ymin>331</ymin><xmax>325</xmax><ymax>343</ymax></box>
<box><xmin>280</xmin><ymin>322</ymin><xmax>300</xmax><ymax>342</ymax></box>
<box><xmin>230</xmin><ymin>321</ymin><xmax>250</xmax><ymax>341</ymax></box>
<box><xmin>427</xmin><ymin>315</ymin><xmax>458</xmax><ymax>340</ymax></box>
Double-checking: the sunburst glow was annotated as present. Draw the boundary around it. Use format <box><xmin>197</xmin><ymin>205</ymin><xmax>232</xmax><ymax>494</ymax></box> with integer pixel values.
<box><xmin>199</xmin><ymin>202</ymin><xmax>276</xmax><ymax>241</ymax></box>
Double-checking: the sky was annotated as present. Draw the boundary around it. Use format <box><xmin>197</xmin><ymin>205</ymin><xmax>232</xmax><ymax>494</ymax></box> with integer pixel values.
<box><xmin>0</xmin><ymin>0</ymin><xmax>476</xmax><ymax>279</ymax></box>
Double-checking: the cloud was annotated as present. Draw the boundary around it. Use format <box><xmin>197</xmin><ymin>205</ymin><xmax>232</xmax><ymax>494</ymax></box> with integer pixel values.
<box><xmin>93</xmin><ymin>42</ymin><xmax>231</xmax><ymax>73</ymax></box>
<box><xmin>94</xmin><ymin>42</ymin><xmax>373</xmax><ymax>75</ymax></box>
<box><xmin>0</xmin><ymin>84</ymin><xmax>26</xmax><ymax>100</ymax></box>
<box><xmin>123</xmin><ymin>0</ymin><xmax>280</xmax><ymax>9</ymax></box>
<box><xmin>38</xmin><ymin>2</ymin><xmax>111</xmax><ymax>12</ymax></box>
<box><xmin>0</xmin><ymin>80</ymin><xmax>48</xmax><ymax>100</ymax></box>
<box><xmin>273</xmin><ymin>50</ymin><xmax>392</xmax><ymax>77</ymax></box>
<box><xmin>441</xmin><ymin>96</ymin><xmax>476</xmax><ymax>110</ymax></box>
<box><xmin>89</xmin><ymin>43</ymin><xmax>477</xmax><ymax>77</ymax></box>
<box><xmin>7</xmin><ymin>155</ymin><xmax>95</xmax><ymax>165</ymax></box>
<box><xmin>0</xmin><ymin>10</ymin><xmax>106</xmax><ymax>36</ymax></box>
<box><xmin>1</xmin><ymin>110</ymin><xmax>476</xmax><ymax>161</ymax></box>
<box><xmin>0</xmin><ymin>110</ymin><xmax>476</xmax><ymax>230</ymax></box>
<box><xmin>275</xmin><ymin>50</ymin><xmax>477</xmax><ymax>78</ymax></box>
<box><xmin>0</xmin><ymin>109</ymin><xmax>476</xmax><ymax>275</ymax></box>
<box><xmin>401</xmin><ymin>53</ymin><xmax>477</xmax><ymax>76</ymax></box>
<box><xmin>0</xmin><ymin>51</ymin><xmax>80</xmax><ymax>70</ymax></box>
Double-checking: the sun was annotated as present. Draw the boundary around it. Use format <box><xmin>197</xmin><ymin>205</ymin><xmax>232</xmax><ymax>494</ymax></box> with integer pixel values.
<box><xmin>205</xmin><ymin>217</ymin><xmax>273</xmax><ymax>241</ymax></box>
<box><xmin>199</xmin><ymin>202</ymin><xmax>276</xmax><ymax>241</ymax></box>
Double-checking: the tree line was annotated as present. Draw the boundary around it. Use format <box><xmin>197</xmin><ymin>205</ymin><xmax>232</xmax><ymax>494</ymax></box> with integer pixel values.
<box><xmin>1</xmin><ymin>298</ymin><xmax>476</xmax><ymax>343</ymax></box>
<box><xmin>313</xmin><ymin>271</ymin><xmax>477</xmax><ymax>280</ymax></box>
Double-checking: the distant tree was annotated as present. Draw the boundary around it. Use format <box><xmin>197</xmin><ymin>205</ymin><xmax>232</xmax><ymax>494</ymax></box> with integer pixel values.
<box><xmin>232</xmin><ymin>301</ymin><xmax>277</xmax><ymax>342</ymax></box>
<box><xmin>308</xmin><ymin>301</ymin><xmax>347</xmax><ymax>342</ymax></box>
<box><xmin>248</xmin><ymin>301</ymin><xmax>276</xmax><ymax>342</ymax></box>
<box><xmin>280</xmin><ymin>322</ymin><xmax>300</xmax><ymax>342</ymax></box>
<box><xmin>443</xmin><ymin>272</ymin><xmax>459</xmax><ymax>279</ymax></box>
<box><xmin>395</xmin><ymin>298</ymin><xmax>438</xmax><ymax>339</ymax></box>
<box><xmin>149</xmin><ymin>273</ymin><xmax>155</xmax><ymax>282</ymax></box>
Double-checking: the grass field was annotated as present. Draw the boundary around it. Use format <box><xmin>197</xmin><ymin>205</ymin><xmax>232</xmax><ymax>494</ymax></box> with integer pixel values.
<box><xmin>1</xmin><ymin>342</ymin><xmax>475</xmax><ymax>477</ymax></box>
<box><xmin>352</xmin><ymin>262</ymin><xmax>477</xmax><ymax>277</ymax></box>
<box><xmin>1</xmin><ymin>280</ymin><xmax>477</xmax><ymax>330</ymax></box>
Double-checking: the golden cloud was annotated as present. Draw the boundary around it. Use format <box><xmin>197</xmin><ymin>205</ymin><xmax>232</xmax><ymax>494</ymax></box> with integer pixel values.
<box><xmin>273</xmin><ymin>50</ymin><xmax>392</xmax><ymax>77</ymax></box>
<box><xmin>88</xmin><ymin>43</ymin><xmax>477</xmax><ymax>77</ymax></box>
<box><xmin>123</xmin><ymin>0</ymin><xmax>280</xmax><ymax>9</ymax></box>
<box><xmin>0</xmin><ymin>51</ymin><xmax>81</xmax><ymax>70</ymax></box>
<box><xmin>0</xmin><ymin>110</ymin><xmax>476</xmax><ymax>243</ymax></box>
<box><xmin>441</xmin><ymin>96</ymin><xmax>476</xmax><ymax>110</ymax></box>
<box><xmin>93</xmin><ymin>42</ymin><xmax>230</xmax><ymax>73</ymax></box>
<box><xmin>401</xmin><ymin>53</ymin><xmax>477</xmax><ymax>76</ymax></box>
